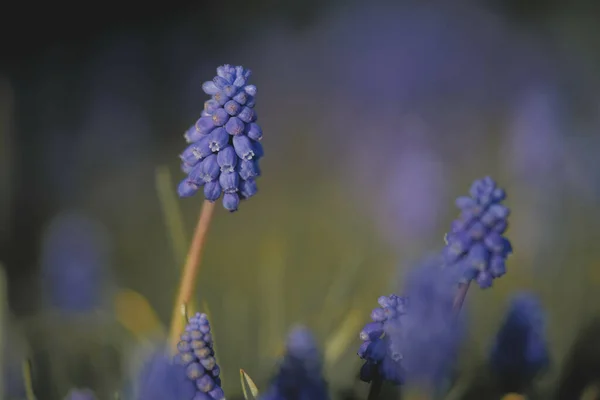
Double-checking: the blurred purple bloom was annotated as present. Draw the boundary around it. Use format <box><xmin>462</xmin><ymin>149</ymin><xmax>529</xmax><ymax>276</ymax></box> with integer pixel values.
<box><xmin>395</xmin><ymin>260</ymin><xmax>465</xmax><ymax>386</ymax></box>
<box><xmin>260</xmin><ymin>326</ymin><xmax>329</xmax><ymax>400</ymax></box>
<box><xmin>175</xmin><ymin>313</ymin><xmax>225</xmax><ymax>400</ymax></box>
<box><xmin>178</xmin><ymin>65</ymin><xmax>263</xmax><ymax>212</ymax></box>
<box><xmin>504</xmin><ymin>87</ymin><xmax>567</xmax><ymax>187</ymax></box>
<box><xmin>490</xmin><ymin>293</ymin><xmax>549</xmax><ymax>382</ymax></box>
<box><xmin>40</xmin><ymin>211</ymin><xmax>110</xmax><ymax>313</ymax></box>
<box><xmin>358</xmin><ymin>295</ymin><xmax>407</xmax><ymax>385</ymax></box>
<box><xmin>443</xmin><ymin>177</ymin><xmax>512</xmax><ymax>288</ymax></box>
<box><xmin>378</xmin><ymin>126</ymin><xmax>446</xmax><ymax>245</ymax></box>
<box><xmin>358</xmin><ymin>259</ymin><xmax>464</xmax><ymax>387</ymax></box>
<box><xmin>136</xmin><ymin>350</ymin><xmax>197</xmax><ymax>400</ymax></box>
<box><xmin>64</xmin><ymin>388</ymin><xmax>97</xmax><ymax>400</ymax></box>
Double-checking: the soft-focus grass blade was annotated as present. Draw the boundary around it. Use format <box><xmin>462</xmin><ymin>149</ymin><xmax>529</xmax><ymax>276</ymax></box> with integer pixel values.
<box><xmin>114</xmin><ymin>289</ymin><xmax>164</xmax><ymax>340</ymax></box>
<box><xmin>324</xmin><ymin>308</ymin><xmax>363</xmax><ymax>368</ymax></box>
<box><xmin>318</xmin><ymin>250</ymin><xmax>364</xmax><ymax>336</ymax></box>
<box><xmin>0</xmin><ymin>77</ymin><xmax>13</xmax><ymax>244</ymax></box>
<box><xmin>259</xmin><ymin>236</ymin><xmax>286</xmax><ymax>361</ymax></box>
<box><xmin>155</xmin><ymin>166</ymin><xmax>188</xmax><ymax>266</ymax></box>
<box><xmin>240</xmin><ymin>369</ymin><xmax>260</xmax><ymax>400</ymax></box>
<box><xmin>580</xmin><ymin>384</ymin><xmax>600</xmax><ymax>400</ymax></box>
<box><xmin>442</xmin><ymin>375</ymin><xmax>470</xmax><ymax>400</ymax></box>
<box><xmin>22</xmin><ymin>359</ymin><xmax>36</xmax><ymax>400</ymax></box>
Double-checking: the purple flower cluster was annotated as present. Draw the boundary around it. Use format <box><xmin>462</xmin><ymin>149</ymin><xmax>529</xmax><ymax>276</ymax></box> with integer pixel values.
<box><xmin>395</xmin><ymin>262</ymin><xmax>464</xmax><ymax>386</ymax></box>
<box><xmin>178</xmin><ymin>64</ymin><xmax>264</xmax><ymax>212</ymax></box>
<box><xmin>259</xmin><ymin>326</ymin><xmax>329</xmax><ymax>400</ymax></box>
<box><xmin>358</xmin><ymin>261</ymin><xmax>465</xmax><ymax>387</ymax></box>
<box><xmin>490</xmin><ymin>293</ymin><xmax>549</xmax><ymax>380</ymax></box>
<box><xmin>175</xmin><ymin>313</ymin><xmax>225</xmax><ymax>400</ymax></box>
<box><xmin>443</xmin><ymin>177</ymin><xmax>513</xmax><ymax>288</ymax></box>
<box><xmin>357</xmin><ymin>295</ymin><xmax>407</xmax><ymax>385</ymax></box>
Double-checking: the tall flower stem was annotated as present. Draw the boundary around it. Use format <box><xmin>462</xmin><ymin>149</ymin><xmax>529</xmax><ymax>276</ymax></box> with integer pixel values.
<box><xmin>452</xmin><ymin>282</ymin><xmax>471</xmax><ymax>316</ymax></box>
<box><xmin>367</xmin><ymin>375</ymin><xmax>382</xmax><ymax>400</ymax></box>
<box><xmin>168</xmin><ymin>200</ymin><xmax>216</xmax><ymax>353</ymax></box>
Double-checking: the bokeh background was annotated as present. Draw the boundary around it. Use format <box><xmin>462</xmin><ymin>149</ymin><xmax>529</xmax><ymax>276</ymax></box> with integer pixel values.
<box><xmin>1</xmin><ymin>0</ymin><xmax>600</xmax><ymax>398</ymax></box>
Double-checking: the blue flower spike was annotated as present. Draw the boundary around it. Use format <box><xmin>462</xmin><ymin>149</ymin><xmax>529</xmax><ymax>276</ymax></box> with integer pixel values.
<box><xmin>358</xmin><ymin>294</ymin><xmax>407</xmax><ymax>386</ymax></box>
<box><xmin>178</xmin><ymin>65</ymin><xmax>263</xmax><ymax>212</ymax></box>
<box><xmin>175</xmin><ymin>312</ymin><xmax>225</xmax><ymax>400</ymax></box>
<box><xmin>490</xmin><ymin>292</ymin><xmax>549</xmax><ymax>388</ymax></box>
<box><xmin>357</xmin><ymin>259</ymin><xmax>466</xmax><ymax>397</ymax></box>
<box><xmin>443</xmin><ymin>177</ymin><xmax>512</xmax><ymax>288</ymax></box>
<box><xmin>259</xmin><ymin>326</ymin><xmax>330</xmax><ymax>400</ymax></box>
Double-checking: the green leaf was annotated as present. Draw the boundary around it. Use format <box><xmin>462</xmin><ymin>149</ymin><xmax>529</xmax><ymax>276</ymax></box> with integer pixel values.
<box><xmin>240</xmin><ymin>369</ymin><xmax>260</xmax><ymax>400</ymax></box>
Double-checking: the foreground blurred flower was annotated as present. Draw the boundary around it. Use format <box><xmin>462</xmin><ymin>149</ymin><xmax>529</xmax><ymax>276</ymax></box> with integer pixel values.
<box><xmin>489</xmin><ymin>293</ymin><xmax>549</xmax><ymax>392</ymax></box>
<box><xmin>175</xmin><ymin>312</ymin><xmax>225</xmax><ymax>400</ymax></box>
<box><xmin>136</xmin><ymin>350</ymin><xmax>196</xmax><ymax>400</ymax></box>
<box><xmin>178</xmin><ymin>64</ymin><xmax>264</xmax><ymax>212</ymax></box>
<box><xmin>396</xmin><ymin>261</ymin><xmax>465</xmax><ymax>387</ymax></box>
<box><xmin>40</xmin><ymin>211</ymin><xmax>111</xmax><ymax>313</ymax></box>
<box><xmin>358</xmin><ymin>260</ymin><xmax>464</xmax><ymax>391</ymax></box>
<box><xmin>260</xmin><ymin>326</ymin><xmax>329</xmax><ymax>400</ymax></box>
<box><xmin>64</xmin><ymin>388</ymin><xmax>97</xmax><ymax>400</ymax></box>
<box><xmin>443</xmin><ymin>176</ymin><xmax>512</xmax><ymax>289</ymax></box>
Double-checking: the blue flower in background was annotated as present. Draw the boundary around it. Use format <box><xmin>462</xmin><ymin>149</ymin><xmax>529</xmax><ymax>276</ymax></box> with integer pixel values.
<box><xmin>136</xmin><ymin>350</ymin><xmax>197</xmax><ymax>400</ymax></box>
<box><xmin>40</xmin><ymin>211</ymin><xmax>110</xmax><ymax>313</ymax></box>
<box><xmin>358</xmin><ymin>260</ymin><xmax>464</xmax><ymax>388</ymax></box>
<box><xmin>260</xmin><ymin>326</ymin><xmax>329</xmax><ymax>400</ymax></box>
<box><xmin>174</xmin><ymin>312</ymin><xmax>225</xmax><ymax>400</ymax></box>
<box><xmin>178</xmin><ymin>64</ymin><xmax>264</xmax><ymax>212</ymax></box>
<box><xmin>490</xmin><ymin>293</ymin><xmax>549</xmax><ymax>383</ymax></box>
<box><xmin>395</xmin><ymin>261</ymin><xmax>465</xmax><ymax>387</ymax></box>
<box><xmin>443</xmin><ymin>176</ymin><xmax>513</xmax><ymax>288</ymax></box>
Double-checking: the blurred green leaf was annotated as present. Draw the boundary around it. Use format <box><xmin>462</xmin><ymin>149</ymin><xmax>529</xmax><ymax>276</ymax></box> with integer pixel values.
<box><xmin>114</xmin><ymin>289</ymin><xmax>164</xmax><ymax>340</ymax></box>
<box><xmin>580</xmin><ymin>384</ymin><xmax>600</xmax><ymax>400</ymax></box>
<box><xmin>22</xmin><ymin>359</ymin><xmax>37</xmax><ymax>400</ymax></box>
<box><xmin>155</xmin><ymin>166</ymin><xmax>188</xmax><ymax>266</ymax></box>
<box><xmin>324</xmin><ymin>308</ymin><xmax>363</xmax><ymax>368</ymax></box>
<box><xmin>0</xmin><ymin>77</ymin><xmax>12</xmax><ymax>243</ymax></box>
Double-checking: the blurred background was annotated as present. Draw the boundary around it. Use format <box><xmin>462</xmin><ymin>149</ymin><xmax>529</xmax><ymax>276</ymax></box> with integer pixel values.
<box><xmin>1</xmin><ymin>0</ymin><xmax>600</xmax><ymax>398</ymax></box>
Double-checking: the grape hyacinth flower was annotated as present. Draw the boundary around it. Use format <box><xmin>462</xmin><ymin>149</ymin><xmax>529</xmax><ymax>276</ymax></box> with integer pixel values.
<box><xmin>64</xmin><ymin>388</ymin><xmax>97</xmax><ymax>400</ymax></box>
<box><xmin>259</xmin><ymin>326</ymin><xmax>329</xmax><ymax>400</ymax></box>
<box><xmin>443</xmin><ymin>177</ymin><xmax>513</xmax><ymax>289</ymax></box>
<box><xmin>358</xmin><ymin>294</ymin><xmax>407</xmax><ymax>386</ymax></box>
<box><xmin>175</xmin><ymin>312</ymin><xmax>225</xmax><ymax>400</ymax></box>
<box><xmin>489</xmin><ymin>293</ymin><xmax>549</xmax><ymax>392</ymax></box>
<box><xmin>178</xmin><ymin>64</ymin><xmax>264</xmax><ymax>212</ymax></box>
<box><xmin>358</xmin><ymin>260</ymin><xmax>464</xmax><ymax>390</ymax></box>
